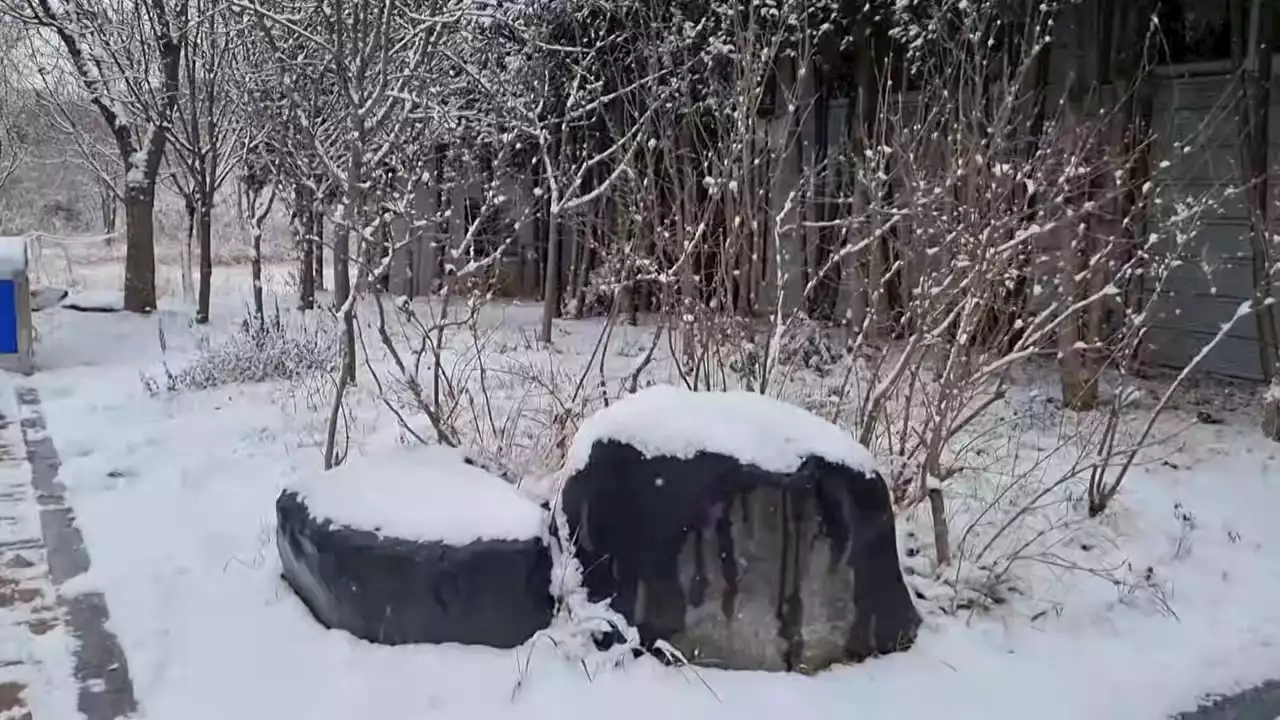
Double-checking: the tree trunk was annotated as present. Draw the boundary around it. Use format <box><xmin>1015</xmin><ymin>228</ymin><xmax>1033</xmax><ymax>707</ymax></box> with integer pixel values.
<box><xmin>415</xmin><ymin>152</ymin><xmax>445</xmax><ymax>298</ymax></box>
<box><xmin>1236</xmin><ymin>0</ymin><xmax>1280</xmax><ymax>438</ymax></box>
<box><xmin>676</xmin><ymin>129</ymin><xmax>698</xmax><ymax>371</ymax></box>
<box><xmin>836</xmin><ymin>28</ymin><xmax>874</xmax><ymax>333</ymax></box>
<box><xmin>572</xmin><ymin>239</ymin><xmax>593</xmax><ymax>316</ymax></box>
<box><xmin>181</xmin><ymin>197</ymin><xmax>196</xmax><ymax>303</ymax></box>
<box><xmin>521</xmin><ymin>166</ymin><xmax>543</xmax><ymax>299</ymax></box>
<box><xmin>252</xmin><ymin>245</ymin><xmax>264</xmax><ymax>324</ymax></box>
<box><xmin>246</xmin><ymin>184</ymin><xmax>272</xmax><ymax>327</ymax></box>
<box><xmin>314</xmin><ymin>212</ymin><xmax>326</xmax><ymax>292</ymax></box>
<box><xmin>300</xmin><ymin>206</ymin><xmax>316</xmax><ymax>311</ymax></box>
<box><xmin>294</xmin><ymin>183</ymin><xmax>315</xmax><ymax>310</ymax></box>
<box><xmin>100</xmin><ymin>180</ymin><xmax>117</xmax><ymax>233</ymax></box>
<box><xmin>927</xmin><ymin>487</ymin><xmax>951</xmax><ymax>567</ymax></box>
<box><xmin>337</xmin><ymin>172</ymin><xmax>357</xmax><ymax>385</ymax></box>
<box><xmin>540</xmin><ymin>212</ymin><xmax>561</xmax><ymax>343</ymax></box>
<box><xmin>772</xmin><ymin>56</ymin><xmax>808</xmax><ymax>319</ymax></box>
<box><xmin>520</xmin><ymin>217</ymin><xmax>540</xmax><ymax>298</ymax></box>
<box><xmin>755</xmin><ymin>127</ymin><xmax>778</xmax><ymax>316</ymax></box>
<box><xmin>1058</xmin><ymin>2</ymin><xmax>1101</xmax><ymax>411</ymax></box>
<box><xmin>123</xmin><ymin>186</ymin><xmax>158</xmax><ymax>313</ymax></box>
<box><xmin>196</xmin><ymin>202</ymin><xmax>213</xmax><ymax>324</ymax></box>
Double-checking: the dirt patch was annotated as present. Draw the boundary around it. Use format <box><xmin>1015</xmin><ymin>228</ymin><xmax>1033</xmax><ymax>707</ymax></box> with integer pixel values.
<box><xmin>0</xmin><ymin>681</ymin><xmax>30</xmax><ymax>719</ymax></box>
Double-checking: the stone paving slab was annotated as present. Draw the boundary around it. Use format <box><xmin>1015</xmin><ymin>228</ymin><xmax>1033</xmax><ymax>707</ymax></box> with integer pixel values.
<box><xmin>10</xmin><ymin>386</ymin><xmax>138</xmax><ymax>720</ymax></box>
<box><xmin>0</xmin><ymin>387</ymin><xmax>59</xmax><ymax>720</ymax></box>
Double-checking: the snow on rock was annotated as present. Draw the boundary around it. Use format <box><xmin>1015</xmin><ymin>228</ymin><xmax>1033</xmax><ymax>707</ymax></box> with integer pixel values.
<box><xmin>565</xmin><ymin>384</ymin><xmax>877</xmax><ymax>476</ymax></box>
<box><xmin>0</xmin><ymin>237</ymin><xmax>27</xmax><ymax>275</ymax></box>
<box><xmin>288</xmin><ymin>445</ymin><xmax>546</xmax><ymax>545</ymax></box>
<box><xmin>62</xmin><ymin>290</ymin><xmax>125</xmax><ymax>313</ymax></box>
<box><xmin>56</xmin><ymin>569</ymin><xmax>103</xmax><ymax>599</ymax></box>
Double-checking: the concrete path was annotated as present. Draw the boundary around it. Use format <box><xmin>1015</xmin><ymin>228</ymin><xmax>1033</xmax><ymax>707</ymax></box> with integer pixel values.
<box><xmin>0</xmin><ymin>389</ymin><xmax>57</xmax><ymax>720</ymax></box>
<box><xmin>10</xmin><ymin>386</ymin><xmax>137</xmax><ymax>720</ymax></box>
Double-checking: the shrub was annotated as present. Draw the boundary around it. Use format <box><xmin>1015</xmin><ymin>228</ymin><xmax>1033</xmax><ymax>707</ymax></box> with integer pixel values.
<box><xmin>154</xmin><ymin>306</ymin><xmax>339</xmax><ymax>392</ymax></box>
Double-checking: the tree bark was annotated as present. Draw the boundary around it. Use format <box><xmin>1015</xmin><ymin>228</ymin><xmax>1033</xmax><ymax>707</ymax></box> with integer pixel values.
<box><xmin>539</xmin><ymin>129</ymin><xmax>562</xmax><ymax>343</ymax></box>
<box><xmin>572</xmin><ymin>239</ymin><xmax>593</xmax><ymax>315</ymax></box>
<box><xmin>520</xmin><ymin>209</ymin><xmax>540</xmax><ymax>298</ymax></box>
<box><xmin>181</xmin><ymin>196</ymin><xmax>196</xmax><ymax>302</ymax></box>
<box><xmin>301</xmin><ymin>209</ymin><xmax>316</xmax><ymax>310</ymax></box>
<box><xmin>252</xmin><ymin>241</ymin><xmax>264</xmax><ymax>325</ymax></box>
<box><xmin>314</xmin><ymin>211</ymin><xmax>326</xmax><ymax>292</ymax></box>
<box><xmin>123</xmin><ymin>187</ymin><xmax>158</xmax><ymax>313</ymax></box>
<box><xmin>196</xmin><ymin>201</ymin><xmax>213</xmax><ymax>324</ymax></box>
<box><xmin>771</xmin><ymin>57</ymin><xmax>807</xmax><ymax>319</ymax></box>
<box><xmin>927</xmin><ymin>487</ymin><xmax>951</xmax><ymax>567</ymax></box>
<box><xmin>100</xmin><ymin>180</ymin><xmax>117</xmax><ymax>233</ymax></box>
<box><xmin>337</xmin><ymin>162</ymin><xmax>357</xmax><ymax>385</ymax></box>
<box><xmin>836</xmin><ymin>25</ymin><xmax>875</xmax><ymax>333</ymax></box>
<box><xmin>1058</xmin><ymin>2</ymin><xmax>1101</xmax><ymax>412</ymax></box>
<box><xmin>1235</xmin><ymin>0</ymin><xmax>1280</xmax><ymax>438</ymax></box>
<box><xmin>246</xmin><ymin>183</ymin><xmax>273</xmax><ymax>327</ymax></box>
<box><xmin>540</xmin><ymin>213</ymin><xmax>561</xmax><ymax>343</ymax></box>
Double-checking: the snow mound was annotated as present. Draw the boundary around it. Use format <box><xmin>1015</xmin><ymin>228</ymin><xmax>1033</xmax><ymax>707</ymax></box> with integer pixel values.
<box><xmin>63</xmin><ymin>290</ymin><xmax>125</xmax><ymax>313</ymax></box>
<box><xmin>565</xmin><ymin>384</ymin><xmax>877</xmax><ymax>476</ymax></box>
<box><xmin>0</xmin><ymin>236</ymin><xmax>27</xmax><ymax>275</ymax></box>
<box><xmin>30</xmin><ymin>286</ymin><xmax>68</xmax><ymax>312</ymax></box>
<box><xmin>289</xmin><ymin>446</ymin><xmax>547</xmax><ymax>546</ymax></box>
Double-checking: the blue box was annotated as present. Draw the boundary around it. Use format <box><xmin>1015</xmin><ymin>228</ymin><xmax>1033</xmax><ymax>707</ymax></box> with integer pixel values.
<box><xmin>0</xmin><ymin>279</ymin><xmax>19</xmax><ymax>354</ymax></box>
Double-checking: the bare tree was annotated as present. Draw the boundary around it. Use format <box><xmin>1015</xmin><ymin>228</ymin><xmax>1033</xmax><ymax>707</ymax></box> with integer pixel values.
<box><xmin>240</xmin><ymin>145</ymin><xmax>274</xmax><ymax>325</ymax></box>
<box><xmin>0</xmin><ymin>22</ymin><xmax>27</xmax><ymax>197</ymax></box>
<box><xmin>3</xmin><ymin>0</ymin><xmax>188</xmax><ymax>312</ymax></box>
<box><xmin>513</xmin><ymin>6</ymin><xmax>677</xmax><ymax>345</ymax></box>
<box><xmin>236</xmin><ymin>28</ymin><xmax>332</xmax><ymax>313</ymax></box>
<box><xmin>243</xmin><ymin>0</ymin><xmax>490</xmax><ymax>467</ymax></box>
<box><xmin>168</xmin><ymin>0</ymin><xmax>242</xmax><ymax>323</ymax></box>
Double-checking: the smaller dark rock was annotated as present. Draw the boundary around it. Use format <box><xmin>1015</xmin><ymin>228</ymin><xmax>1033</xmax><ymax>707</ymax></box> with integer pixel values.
<box><xmin>278</xmin><ymin>492</ymin><xmax>554</xmax><ymax>649</ymax></box>
<box><xmin>276</xmin><ymin>449</ymin><xmax>555</xmax><ymax>649</ymax></box>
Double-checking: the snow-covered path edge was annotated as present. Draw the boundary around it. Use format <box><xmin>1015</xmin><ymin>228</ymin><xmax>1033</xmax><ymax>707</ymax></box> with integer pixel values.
<box><xmin>15</xmin><ymin>385</ymin><xmax>138</xmax><ymax>719</ymax></box>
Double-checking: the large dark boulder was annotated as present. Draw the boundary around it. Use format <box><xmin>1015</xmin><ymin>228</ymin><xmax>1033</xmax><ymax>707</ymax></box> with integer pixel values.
<box><xmin>560</xmin><ymin>386</ymin><xmax>921</xmax><ymax>672</ymax></box>
<box><xmin>276</xmin><ymin>447</ymin><xmax>554</xmax><ymax>649</ymax></box>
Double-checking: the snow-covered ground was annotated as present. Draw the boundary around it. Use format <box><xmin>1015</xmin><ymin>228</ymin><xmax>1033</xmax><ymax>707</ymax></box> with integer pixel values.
<box><xmin>10</xmin><ymin>260</ymin><xmax>1280</xmax><ymax>720</ymax></box>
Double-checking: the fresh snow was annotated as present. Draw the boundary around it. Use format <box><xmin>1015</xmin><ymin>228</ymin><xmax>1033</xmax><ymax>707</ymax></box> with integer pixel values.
<box><xmin>564</xmin><ymin>384</ymin><xmax>878</xmax><ymax>476</ymax></box>
<box><xmin>62</xmin><ymin>289</ymin><xmax>125</xmax><ymax>312</ymax></box>
<box><xmin>0</xmin><ymin>235</ymin><xmax>27</xmax><ymax>275</ymax></box>
<box><xmin>289</xmin><ymin>445</ymin><xmax>546</xmax><ymax>544</ymax></box>
<box><xmin>11</xmin><ymin>262</ymin><xmax>1280</xmax><ymax>720</ymax></box>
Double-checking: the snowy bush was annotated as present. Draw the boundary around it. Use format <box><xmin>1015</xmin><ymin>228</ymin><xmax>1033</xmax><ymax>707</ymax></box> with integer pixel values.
<box><xmin>156</xmin><ymin>307</ymin><xmax>339</xmax><ymax>392</ymax></box>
